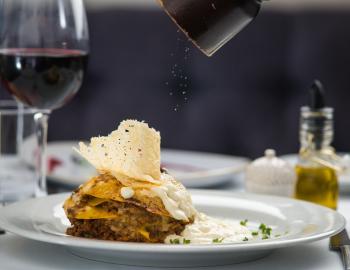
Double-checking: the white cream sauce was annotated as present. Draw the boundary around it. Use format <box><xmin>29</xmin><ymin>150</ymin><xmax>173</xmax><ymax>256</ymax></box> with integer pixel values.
<box><xmin>151</xmin><ymin>173</ymin><xmax>197</xmax><ymax>221</ymax></box>
<box><xmin>120</xmin><ymin>187</ymin><xmax>135</xmax><ymax>199</ymax></box>
<box><xmin>165</xmin><ymin>213</ymin><xmax>253</xmax><ymax>244</ymax></box>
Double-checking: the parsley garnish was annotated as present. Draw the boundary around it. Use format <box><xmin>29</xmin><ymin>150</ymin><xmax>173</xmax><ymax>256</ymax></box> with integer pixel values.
<box><xmin>170</xmin><ymin>239</ymin><xmax>180</xmax><ymax>244</ymax></box>
<box><xmin>243</xmin><ymin>237</ymin><xmax>249</xmax><ymax>241</ymax></box>
<box><xmin>183</xmin><ymin>239</ymin><xmax>191</xmax><ymax>244</ymax></box>
<box><xmin>170</xmin><ymin>238</ymin><xmax>190</xmax><ymax>244</ymax></box>
<box><xmin>213</xmin><ymin>237</ymin><xmax>224</xmax><ymax>243</ymax></box>
<box><xmin>259</xmin><ymin>223</ymin><xmax>266</xmax><ymax>231</ymax></box>
<box><xmin>258</xmin><ymin>223</ymin><xmax>272</xmax><ymax>240</ymax></box>
<box><xmin>265</xmin><ymin>227</ymin><xmax>272</xmax><ymax>236</ymax></box>
<box><xmin>259</xmin><ymin>224</ymin><xmax>272</xmax><ymax>235</ymax></box>
<box><xmin>252</xmin><ymin>231</ymin><xmax>259</xmax><ymax>236</ymax></box>
<box><xmin>240</xmin><ymin>219</ymin><xmax>248</xmax><ymax>226</ymax></box>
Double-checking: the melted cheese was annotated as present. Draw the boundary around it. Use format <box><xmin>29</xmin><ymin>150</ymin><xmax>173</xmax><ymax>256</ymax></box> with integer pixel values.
<box><xmin>88</xmin><ymin>197</ymin><xmax>108</xmax><ymax>207</ymax></box>
<box><xmin>75</xmin><ymin>206</ymin><xmax>119</xmax><ymax>219</ymax></box>
<box><xmin>138</xmin><ymin>228</ymin><xmax>150</xmax><ymax>240</ymax></box>
<box><xmin>82</xmin><ymin>178</ymin><xmax>124</xmax><ymax>202</ymax></box>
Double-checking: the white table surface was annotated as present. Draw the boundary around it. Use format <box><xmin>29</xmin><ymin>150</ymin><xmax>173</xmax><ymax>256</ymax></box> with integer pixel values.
<box><xmin>0</xmin><ymin>182</ymin><xmax>349</xmax><ymax>270</ymax></box>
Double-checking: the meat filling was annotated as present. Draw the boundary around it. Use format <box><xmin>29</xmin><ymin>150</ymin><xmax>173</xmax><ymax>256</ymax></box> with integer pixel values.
<box><xmin>66</xmin><ymin>199</ymin><xmax>189</xmax><ymax>243</ymax></box>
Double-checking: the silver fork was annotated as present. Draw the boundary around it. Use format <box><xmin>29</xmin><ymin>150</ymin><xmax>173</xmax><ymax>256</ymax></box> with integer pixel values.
<box><xmin>330</xmin><ymin>229</ymin><xmax>350</xmax><ymax>270</ymax></box>
<box><xmin>0</xmin><ymin>202</ymin><xmax>5</xmax><ymax>235</ymax></box>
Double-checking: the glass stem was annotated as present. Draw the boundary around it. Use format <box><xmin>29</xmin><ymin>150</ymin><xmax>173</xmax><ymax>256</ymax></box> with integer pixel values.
<box><xmin>34</xmin><ymin>111</ymin><xmax>50</xmax><ymax>197</ymax></box>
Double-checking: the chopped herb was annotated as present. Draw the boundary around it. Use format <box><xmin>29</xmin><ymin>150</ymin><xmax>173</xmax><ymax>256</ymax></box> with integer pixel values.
<box><xmin>212</xmin><ymin>237</ymin><xmax>224</xmax><ymax>243</ymax></box>
<box><xmin>265</xmin><ymin>227</ymin><xmax>272</xmax><ymax>236</ymax></box>
<box><xmin>243</xmin><ymin>237</ymin><xmax>249</xmax><ymax>241</ymax></box>
<box><xmin>170</xmin><ymin>239</ymin><xmax>180</xmax><ymax>244</ymax></box>
<box><xmin>240</xmin><ymin>219</ymin><xmax>248</xmax><ymax>226</ymax></box>
<box><xmin>257</xmin><ymin>223</ymin><xmax>273</xmax><ymax>240</ymax></box>
<box><xmin>183</xmin><ymin>239</ymin><xmax>191</xmax><ymax>244</ymax></box>
<box><xmin>259</xmin><ymin>223</ymin><xmax>272</xmax><ymax>236</ymax></box>
<box><xmin>274</xmin><ymin>234</ymin><xmax>281</xmax><ymax>238</ymax></box>
<box><xmin>252</xmin><ymin>231</ymin><xmax>259</xmax><ymax>236</ymax></box>
<box><xmin>259</xmin><ymin>223</ymin><xmax>266</xmax><ymax>231</ymax></box>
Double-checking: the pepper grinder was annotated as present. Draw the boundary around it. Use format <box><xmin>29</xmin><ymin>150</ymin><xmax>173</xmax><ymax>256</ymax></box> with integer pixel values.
<box><xmin>157</xmin><ymin>0</ymin><xmax>268</xmax><ymax>56</ymax></box>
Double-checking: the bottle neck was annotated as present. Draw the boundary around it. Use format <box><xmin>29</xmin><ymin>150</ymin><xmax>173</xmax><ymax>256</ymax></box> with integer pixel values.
<box><xmin>299</xmin><ymin>107</ymin><xmax>334</xmax><ymax>151</ymax></box>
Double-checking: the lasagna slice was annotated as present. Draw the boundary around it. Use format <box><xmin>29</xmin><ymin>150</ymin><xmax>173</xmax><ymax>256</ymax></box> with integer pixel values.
<box><xmin>64</xmin><ymin>120</ymin><xmax>196</xmax><ymax>243</ymax></box>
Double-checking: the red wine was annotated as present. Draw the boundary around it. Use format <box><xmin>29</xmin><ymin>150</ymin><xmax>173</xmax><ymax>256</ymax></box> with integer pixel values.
<box><xmin>0</xmin><ymin>48</ymin><xmax>88</xmax><ymax>109</ymax></box>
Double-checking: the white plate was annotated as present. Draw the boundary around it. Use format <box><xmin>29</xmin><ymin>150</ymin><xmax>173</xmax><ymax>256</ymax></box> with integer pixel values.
<box><xmin>22</xmin><ymin>141</ymin><xmax>249</xmax><ymax>188</ymax></box>
<box><xmin>282</xmin><ymin>154</ymin><xmax>350</xmax><ymax>193</ymax></box>
<box><xmin>0</xmin><ymin>191</ymin><xmax>345</xmax><ymax>267</ymax></box>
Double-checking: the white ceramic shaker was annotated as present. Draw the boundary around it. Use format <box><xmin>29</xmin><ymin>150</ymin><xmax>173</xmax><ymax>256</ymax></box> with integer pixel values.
<box><xmin>245</xmin><ymin>149</ymin><xmax>296</xmax><ymax>197</ymax></box>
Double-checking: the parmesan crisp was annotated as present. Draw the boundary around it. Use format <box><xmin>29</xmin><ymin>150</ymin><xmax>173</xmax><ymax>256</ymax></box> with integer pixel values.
<box><xmin>76</xmin><ymin>120</ymin><xmax>161</xmax><ymax>185</ymax></box>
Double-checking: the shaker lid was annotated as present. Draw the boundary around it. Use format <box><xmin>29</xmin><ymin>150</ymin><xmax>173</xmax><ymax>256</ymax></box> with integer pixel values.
<box><xmin>250</xmin><ymin>149</ymin><xmax>288</xmax><ymax>168</ymax></box>
<box><xmin>265</xmin><ymin>149</ymin><xmax>276</xmax><ymax>158</ymax></box>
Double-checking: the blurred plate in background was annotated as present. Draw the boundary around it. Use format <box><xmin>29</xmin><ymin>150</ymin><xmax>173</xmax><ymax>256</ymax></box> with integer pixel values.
<box><xmin>161</xmin><ymin>149</ymin><xmax>249</xmax><ymax>188</ymax></box>
<box><xmin>22</xmin><ymin>141</ymin><xmax>249</xmax><ymax>188</ymax></box>
<box><xmin>281</xmin><ymin>154</ymin><xmax>350</xmax><ymax>193</ymax></box>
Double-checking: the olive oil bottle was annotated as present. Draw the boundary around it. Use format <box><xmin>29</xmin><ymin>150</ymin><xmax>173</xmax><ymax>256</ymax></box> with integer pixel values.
<box><xmin>294</xmin><ymin>81</ymin><xmax>339</xmax><ymax>210</ymax></box>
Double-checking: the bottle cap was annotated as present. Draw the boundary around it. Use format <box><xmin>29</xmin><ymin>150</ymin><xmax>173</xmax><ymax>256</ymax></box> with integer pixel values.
<box><xmin>309</xmin><ymin>80</ymin><xmax>325</xmax><ymax>110</ymax></box>
<box><xmin>300</xmin><ymin>80</ymin><xmax>334</xmax><ymax>150</ymax></box>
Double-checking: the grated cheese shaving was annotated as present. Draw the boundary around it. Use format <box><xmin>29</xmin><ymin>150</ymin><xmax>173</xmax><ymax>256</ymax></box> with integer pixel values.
<box><xmin>75</xmin><ymin>120</ymin><xmax>161</xmax><ymax>185</ymax></box>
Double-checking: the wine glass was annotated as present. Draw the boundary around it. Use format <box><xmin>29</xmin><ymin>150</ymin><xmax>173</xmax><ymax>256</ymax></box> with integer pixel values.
<box><xmin>0</xmin><ymin>0</ymin><xmax>89</xmax><ymax>196</ymax></box>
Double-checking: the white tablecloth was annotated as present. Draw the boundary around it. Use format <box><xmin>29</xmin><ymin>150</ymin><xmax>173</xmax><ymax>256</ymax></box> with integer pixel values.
<box><xmin>0</xmin><ymin>192</ymin><xmax>349</xmax><ymax>270</ymax></box>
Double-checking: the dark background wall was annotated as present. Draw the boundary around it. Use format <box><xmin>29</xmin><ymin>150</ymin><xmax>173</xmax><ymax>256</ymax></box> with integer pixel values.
<box><xmin>1</xmin><ymin>7</ymin><xmax>350</xmax><ymax>158</ymax></box>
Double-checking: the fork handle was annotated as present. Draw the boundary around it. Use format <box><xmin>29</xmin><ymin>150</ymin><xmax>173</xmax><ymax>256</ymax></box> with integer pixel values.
<box><xmin>341</xmin><ymin>245</ymin><xmax>350</xmax><ymax>270</ymax></box>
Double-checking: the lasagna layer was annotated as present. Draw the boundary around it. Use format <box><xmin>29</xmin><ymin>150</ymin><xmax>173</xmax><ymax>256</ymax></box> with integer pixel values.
<box><xmin>66</xmin><ymin>199</ymin><xmax>188</xmax><ymax>243</ymax></box>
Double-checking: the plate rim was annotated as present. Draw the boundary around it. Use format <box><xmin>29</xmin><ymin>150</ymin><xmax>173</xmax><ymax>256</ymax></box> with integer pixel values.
<box><xmin>0</xmin><ymin>190</ymin><xmax>345</xmax><ymax>253</ymax></box>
